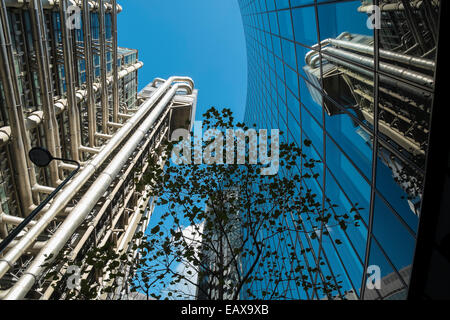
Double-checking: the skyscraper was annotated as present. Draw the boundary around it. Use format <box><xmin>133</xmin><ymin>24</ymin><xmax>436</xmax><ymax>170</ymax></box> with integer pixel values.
<box><xmin>0</xmin><ymin>0</ymin><xmax>197</xmax><ymax>300</ymax></box>
<box><xmin>196</xmin><ymin>196</ymin><xmax>243</xmax><ymax>300</ymax></box>
<box><xmin>238</xmin><ymin>0</ymin><xmax>443</xmax><ymax>300</ymax></box>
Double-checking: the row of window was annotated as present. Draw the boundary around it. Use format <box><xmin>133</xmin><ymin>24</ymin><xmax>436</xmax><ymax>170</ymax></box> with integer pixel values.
<box><xmin>239</xmin><ymin>0</ymin><xmax>439</xmax><ymax>299</ymax></box>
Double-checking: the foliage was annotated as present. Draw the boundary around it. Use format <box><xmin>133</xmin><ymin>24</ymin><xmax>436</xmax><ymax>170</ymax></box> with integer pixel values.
<box><xmin>128</xmin><ymin>107</ymin><xmax>362</xmax><ymax>300</ymax></box>
<box><xmin>43</xmin><ymin>107</ymin><xmax>362</xmax><ymax>300</ymax></box>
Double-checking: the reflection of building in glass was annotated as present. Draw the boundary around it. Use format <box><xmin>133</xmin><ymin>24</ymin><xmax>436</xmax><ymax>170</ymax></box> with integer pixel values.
<box><xmin>0</xmin><ymin>1</ymin><xmax>196</xmax><ymax>300</ymax></box>
<box><xmin>360</xmin><ymin>0</ymin><xmax>439</xmax><ymax>57</ymax></box>
<box><xmin>238</xmin><ymin>0</ymin><xmax>441</xmax><ymax>300</ymax></box>
<box><xmin>304</xmin><ymin>30</ymin><xmax>433</xmax><ymax>216</ymax></box>
<box><xmin>325</xmin><ymin>265</ymin><xmax>412</xmax><ymax>300</ymax></box>
<box><xmin>362</xmin><ymin>265</ymin><xmax>411</xmax><ymax>300</ymax></box>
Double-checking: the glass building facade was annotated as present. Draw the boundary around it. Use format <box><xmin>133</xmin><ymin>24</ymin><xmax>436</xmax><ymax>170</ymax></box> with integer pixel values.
<box><xmin>238</xmin><ymin>0</ymin><xmax>441</xmax><ymax>300</ymax></box>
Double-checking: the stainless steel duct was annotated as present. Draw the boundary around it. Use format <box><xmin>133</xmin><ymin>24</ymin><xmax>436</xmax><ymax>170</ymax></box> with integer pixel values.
<box><xmin>328</xmin><ymin>38</ymin><xmax>436</xmax><ymax>71</ymax></box>
<box><xmin>320</xmin><ymin>51</ymin><xmax>432</xmax><ymax>99</ymax></box>
<box><xmin>3</xmin><ymin>82</ymin><xmax>191</xmax><ymax>300</ymax></box>
<box><xmin>43</xmin><ymin>118</ymin><xmax>169</xmax><ymax>300</ymax></box>
<box><xmin>323</xmin><ymin>46</ymin><xmax>434</xmax><ymax>88</ymax></box>
<box><xmin>305</xmin><ymin>34</ymin><xmax>434</xmax><ymax>89</ymax></box>
<box><xmin>304</xmin><ymin>32</ymin><xmax>351</xmax><ymax>66</ymax></box>
<box><xmin>151</xmin><ymin>77</ymin><xmax>166</xmax><ymax>87</ymax></box>
<box><xmin>0</xmin><ymin>76</ymin><xmax>193</xmax><ymax>281</ymax></box>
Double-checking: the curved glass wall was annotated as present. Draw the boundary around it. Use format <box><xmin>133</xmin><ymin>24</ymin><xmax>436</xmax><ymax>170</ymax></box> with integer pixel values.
<box><xmin>238</xmin><ymin>0</ymin><xmax>441</xmax><ymax>300</ymax></box>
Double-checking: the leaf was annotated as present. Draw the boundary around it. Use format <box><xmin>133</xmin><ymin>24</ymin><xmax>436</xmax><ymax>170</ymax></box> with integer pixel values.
<box><xmin>150</xmin><ymin>225</ymin><xmax>160</xmax><ymax>234</ymax></box>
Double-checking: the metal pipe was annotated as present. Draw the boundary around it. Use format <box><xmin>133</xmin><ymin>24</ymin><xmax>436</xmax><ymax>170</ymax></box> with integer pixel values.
<box><xmin>98</xmin><ymin>0</ymin><xmax>108</xmax><ymax>134</ymax></box>
<box><xmin>322</xmin><ymin>52</ymin><xmax>432</xmax><ymax>99</ymax></box>
<box><xmin>111</xmin><ymin>0</ymin><xmax>119</xmax><ymax>123</ymax></box>
<box><xmin>0</xmin><ymin>0</ymin><xmax>34</xmax><ymax>214</ymax></box>
<box><xmin>116</xmin><ymin>197</ymin><xmax>146</xmax><ymax>252</ymax></box>
<box><xmin>1</xmin><ymin>1</ymin><xmax>38</xmax><ymax>197</ymax></box>
<box><xmin>400</xmin><ymin>0</ymin><xmax>426</xmax><ymax>54</ymax></box>
<box><xmin>0</xmin><ymin>62</ymin><xmax>143</xmax><ymax>146</ymax></box>
<box><xmin>118</xmin><ymin>113</ymin><xmax>132</xmax><ymax>119</ymax></box>
<box><xmin>82</xmin><ymin>0</ymin><xmax>96</xmax><ymax>147</ymax></box>
<box><xmin>359</xmin><ymin>108</ymin><xmax>425</xmax><ymax>156</ymax></box>
<box><xmin>0</xmin><ymin>206</ymin><xmax>7</xmax><ymax>239</ymax></box>
<box><xmin>29</xmin><ymin>0</ymin><xmax>61</xmax><ymax>186</ymax></box>
<box><xmin>423</xmin><ymin>0</ymin><xmax>438</xmax><ymax>42</ymax></box>
<box><xmin>25</xmin><ymin>111</ymin><xmax>44</xmax><ymax>130</ymax></box>
<box><xmin>107</xmin><ymin>121</ymin><xmax>123</xmax><ymax>129</ymax></box>
<box><xmin>3</xmin><ymin>83</ymin><xmax>189</xmax><ymax>300</ymax></box>
<box><xmin>95</xmin><ymin>132</ymin><xmax>112</xmax><ymax>140</ymax></box>
<box><xmin>71</xmin><ymin>110</ymin><xmax>169</xmax><ymax>261</ymax></box>
<box><xmin>0</xmin><ymin>126</ymin><xmax>10</xmax><ymax>146</ymax></box>
<box><xmin>0</xmin><ymin>289</ymin><xmax>10</xmax><ymax>299</ymax></box>
<box><xmin>0</xmin><ymin>213</ymin><xmax>37</xmax><ymax>227</ymax></box>
<box><xmin>59</xmin><ymin>0</ymin><xmax>81</xmax><ymax>161</ymax></box>
<box><xmin>323</xmin><ymin>46</ymin><xmax>434</xmax><ymax>88</ymax></box>
<box><xmin>0</xmin><ymin>156</ymin><xmax>80</xmax><ymax>256</ymax></box>
<box><xmin>304</xmin><ymin>32</ymin><xmax>350</xmax><ymax>66</ymax></box>
<box><xmin>59</xmin><ymin>162</ymin><xmax>79</xmax><ymax>171</ymax></box>
<box><xmin>32</xmin><ymin>185</ymin><xmax>56</xmax><ymax>195</ymax></box>
<box><xmin>151</xmin><ymin>77</ymin><xmax>165</xmax><ymax>87</ymax></box>
<box><xmin>4</xmin><ymin>0</ymin><xmax>122</xmax><ymax>11</ymax></box>
<box><xmin>79</xmin><ymin>145</ymin><xmax>100</xmax><ymax>154</ymax></box>
<box><xmin>358</xmin><ymin>0</ymin><xmax>427</xmax><ymax>13</ymax></box>
<box><xmin>1</xmin><ymin>240</ymin><xmax>47</xmax><ymax>253</ymax></box>
<box><xmin>0</xmin><ymin>77</ymin><xmax>193</xmax><ymax>280</ymax></box>
<box><xmin>328</xmin><ymin>38</ymin><xmax>435</xmax><ymax>71</ymax></box>
<box><xmin>117</xmin><ymin>61</ymin><xmax>143</xmax><ymax>78</ymax></box>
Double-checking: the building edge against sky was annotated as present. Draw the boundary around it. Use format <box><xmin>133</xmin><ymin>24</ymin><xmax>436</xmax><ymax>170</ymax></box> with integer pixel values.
<box><xmin>0</xmin><ymin>0</ymin><xmax>197</xmax><ymax>300</ymax></box>
<box><xmin>237</xmin><ymin>0</ymin><xmax>447</xmax><ymax>300</ymax></box>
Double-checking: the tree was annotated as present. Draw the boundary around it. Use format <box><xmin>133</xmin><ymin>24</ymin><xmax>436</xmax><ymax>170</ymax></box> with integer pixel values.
<box><xmin>44</xmin><ymin>107</ymin><xmax>362</xmax><ymax>300</ymax></box>
<box><xmin>127</xmin><ymin>107</ymin><xmax>362</xmax><ymax>300</ymax></box>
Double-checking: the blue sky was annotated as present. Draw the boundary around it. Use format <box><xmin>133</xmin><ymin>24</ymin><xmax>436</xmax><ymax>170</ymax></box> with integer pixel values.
<box><xmin>118</xmin><ymin>0</ymin><xmax>248</xmax><ymax>122</ymax></box>
<box><xmin>118</xmin><ymin>1</ymin><xmax>247</xmax><ymax>298</ymax></box>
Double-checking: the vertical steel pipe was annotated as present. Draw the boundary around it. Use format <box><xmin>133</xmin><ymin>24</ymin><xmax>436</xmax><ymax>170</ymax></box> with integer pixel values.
<box><xmin>98</xmin><ymin>0</ymin><xmax>108</xmax><ymax>134</ymax></box>
<box><xmin>0</xmin><ymin>0</ymin><xmax>34</xmax><ymax>215</ymax></box>
<box><xmin>82</xmin><ymin>0</ymin><xmax>96</xmax><ymax>147</ymax></box>
<box><xmin>59</xmin><ymin>0</ymin><xmax>80</xmax><ymax>162</ymax></box>
<box><xmin>111</xmin><ymin>0</ymin><xmax>119</xmax><ymax>122</ymax></box>
<box><xmin>29</xmin><ymin>0</ymin><xmax>61</xmax><ymax>186</ymax></box>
